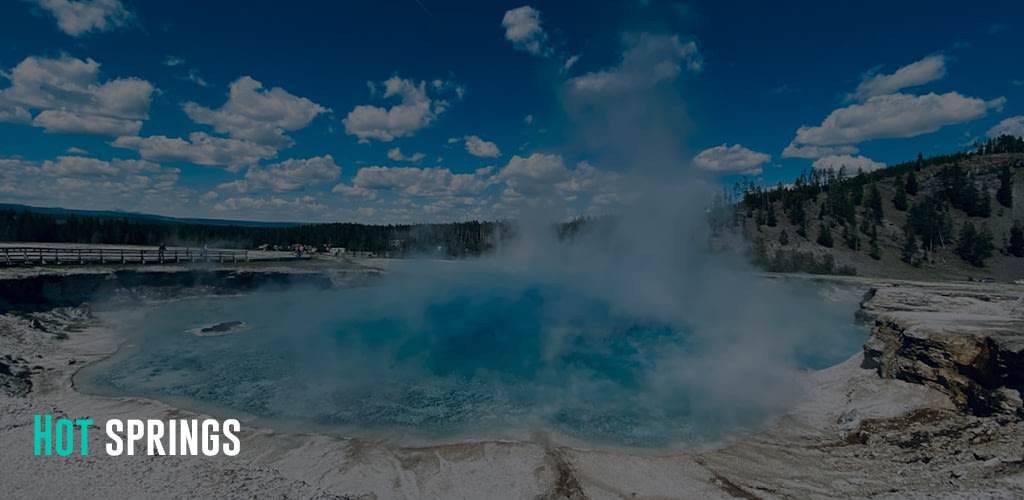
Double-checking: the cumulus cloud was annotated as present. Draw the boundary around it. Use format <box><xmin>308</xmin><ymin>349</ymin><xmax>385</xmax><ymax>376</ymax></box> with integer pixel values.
<box><xmin>213</xmin><ymin>194</ymin><xmax>324</xmax><ymax>216</ymax></box>
<box><xmin>490</xmin><ymin>154</ymin><xmax>622</xmax><ymax>215</ymax></box>
<box><xmin>0</xmin><ymin>154</ymin><xmax>183</xmax><ymax>212</ymax></box>
<box><xmin>338</xmin><ymin>165</ymin><xmax>495</xmax><ymax>199</ymax></box>
<box><xmin>387</xmin><ymin>147</ymin><xmax>426</xmax><ymax>163</ymax></box>
<box><xmin>219</xmin><ymin>155</ymin><xmax>341</xmax><ymax>193</ymax></box>
<box><xmin>790</xmin><ymin>92</ymin><xmax>1002</xmax><ymax>148</ymax></box>
<box><xmin>502</xmin><ymin>6</ymin><xmax>550</xmax><ymax>56</ymax></box>
<box><xmin>111</xmin><ymin>132</ymin><xmax>277</xmax><ymax>172</ymax></box>
<box><xmin>25</xmin><ymin>0</ymin><xmax>131</xmax><ymax>37</ymax></box>
<box><xmin>812</xmin><ymin>154</ymin><xmax>886</xmax><ymax>173</ymax></box>
<box><xmin>499</xmin><ymin>153</ymin><xmax>570</xmax><ymax>197</ymax></box>
<box><xmin>692</xmin><ymin>144</ymin><xmax>771</xmax><ymax>175</ymax></box>
<box><xmin>41</xmin><ymin>155</ymin><xmax>161</xmax><ymax>176</ymax></box>
<box><xmin>0</xmin><ymin>55</ymin><xmax>153</xmax><ymax>135</ymax></box>
<box><xmin>567</xmin><ymin>33</ymin><xmax>701</xmax><ymax>95</ymax></box>
<box><xmin>184</xmin><ymin>76</ymin><xmax>327</xmax><ymax>149</ymax></box>
<box><xmin>848</xmin><ymin>54</ymin><xmax>948</xmax><ymax>102</ymax></box>
<box><xmin>781</xmin><ymin>143</ymin><xmax>860</xmax><ymax>160</ymax></box>
<box><xmin>343</xmin><ymin>76</ymin><xmax>460</xmax><ymax>143</ymax></box>
<box><xmin>986</xmin><ymin>115</ymin><xmax>1024</xmax><ymax>138</ymax></box>
<box><xmin>464</xmin><ymin>135</ymin><xmax>502</xmax><ymax>158</ymax></box>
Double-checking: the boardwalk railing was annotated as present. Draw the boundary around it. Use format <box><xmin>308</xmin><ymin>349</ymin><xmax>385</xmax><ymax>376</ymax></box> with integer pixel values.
<box><xmin>0</xmin><ymin>247</ymin><xmax>248</xmax><ymax>266</ymax></box>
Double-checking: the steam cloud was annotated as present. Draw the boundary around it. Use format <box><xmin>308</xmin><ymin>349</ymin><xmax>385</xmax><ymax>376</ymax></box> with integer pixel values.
<box><xmin>82</xmin><ymin>29</ymin><xmax>866</xmax><ymax>448</ymax></box>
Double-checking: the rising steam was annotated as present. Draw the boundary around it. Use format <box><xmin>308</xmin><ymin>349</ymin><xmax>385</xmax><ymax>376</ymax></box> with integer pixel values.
<box><xmin>80</xmin><ymin>30</ymin><xmax>866</xmax><ymax>448</ymax></box>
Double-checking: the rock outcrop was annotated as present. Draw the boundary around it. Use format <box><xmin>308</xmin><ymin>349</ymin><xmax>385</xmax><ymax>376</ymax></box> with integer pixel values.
<box><xmin>860</xmin><ymin>283</ymin><xmax>1024</xmax><ymax>417</ymax></box>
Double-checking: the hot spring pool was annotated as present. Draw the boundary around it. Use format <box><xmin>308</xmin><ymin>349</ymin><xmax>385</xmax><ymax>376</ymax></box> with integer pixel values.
<box><xmin>77</xmin><ymin>270</ymin><xmax>867</xmax><ymax>447</ymax></box>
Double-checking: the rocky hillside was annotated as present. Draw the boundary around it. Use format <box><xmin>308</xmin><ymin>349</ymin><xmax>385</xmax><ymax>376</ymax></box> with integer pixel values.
<box><xmin>725</xmin><ymin>135</ymin><xmax>1024</xmax><ymax>280</ymax></box>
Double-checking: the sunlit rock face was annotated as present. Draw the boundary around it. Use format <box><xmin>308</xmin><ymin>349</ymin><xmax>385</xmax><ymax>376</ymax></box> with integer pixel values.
<box><xmin>860</xmin><ymin>284</ymin><xmax>1024</xmax><ymax>417</ymax></box>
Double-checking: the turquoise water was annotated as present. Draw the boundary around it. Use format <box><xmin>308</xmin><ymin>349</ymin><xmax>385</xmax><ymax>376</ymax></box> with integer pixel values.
<box><xmin>78</xmin><ymin>272</ymin><xmax>866</xmax><ymax>447</ymax></box>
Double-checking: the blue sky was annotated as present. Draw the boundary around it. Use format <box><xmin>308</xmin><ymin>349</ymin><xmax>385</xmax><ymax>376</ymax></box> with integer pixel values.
<box><xmin>1</xmin><ymin>0</ymin><xmax>1022</xmax><ymax>223</ymax></box>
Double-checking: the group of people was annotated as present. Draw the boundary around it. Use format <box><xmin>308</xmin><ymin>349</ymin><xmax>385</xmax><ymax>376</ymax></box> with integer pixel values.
<box><xmin>156</xmin><ymin>243</ymin><xmax>209</xmax><ymax>262</ymax></box>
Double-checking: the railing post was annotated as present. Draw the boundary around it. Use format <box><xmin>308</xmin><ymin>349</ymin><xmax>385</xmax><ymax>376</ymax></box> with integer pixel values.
<box><xmin>121</xmin><ymin>249</ymin><xmax>125</xmax><ymax>264</ymax></box>
<box><xmin>78</xmin><ymin>249</ymin><xmax>83</xmax><ymax>264</ymax></box>
<box><xmin>245</xmin><ymin>251</ymin><xmax>249</xmax><ymax>262</ymax></box>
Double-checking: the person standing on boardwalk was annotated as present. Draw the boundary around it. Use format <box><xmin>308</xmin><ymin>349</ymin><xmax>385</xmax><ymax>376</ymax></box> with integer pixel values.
<box><xmin>158</xmin><ymin>242</ymin><xmax>166</xmax><ymax>263</ymax></box>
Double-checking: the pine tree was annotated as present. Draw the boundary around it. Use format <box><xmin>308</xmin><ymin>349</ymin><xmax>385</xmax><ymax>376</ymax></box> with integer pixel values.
<box><xmin>867</xmin><ymin>183</ymin><xmax>883</xmax><ymax>224</ymax></box>
<box><xmin>900</xmin><ymin>227</ymin><xmax>919</xmax><ymax>265</ymax></box>
<box><xmin>851</xmin><ymin>185</ymin><xmax>864</xmax><ymax>206</ymax></box>
<box><xmin>766</xmin><ymin>203</ymin><xmax>778</xmax><ymax>227</ymax></box>
<box><xmin>779</xmin><ymin>229</ymin><xmax>789</xmax><ymax>246</ymax></box>
<box><xmin>956</xmin><ymin>221</ymin><xmax>995</xmax><ymax>267</ymax></box>
<box><xmin>843</xmin><ymin>223</ymin><xmax>860</xmax><ymax>251</ymax></box>
<box><xmin>868</xmin><ymin>225</ymin><xmax>881</xmax><ymax>260</ymax></box>
<box><xmin>893</xmin><ymin>177</ymin><xmax>908</xmax><ymax>211</ymax></box>
<box><xmin>997</xmin><ymin>165</ymin><xmax>1013</xmax><ymax>208</ymax></box>
<box><xmin>905</xmin><ymin>170</ymin><xmax>919</xmax><ymax>196</ymax></box>
<box><xmin>817</xmin><ymin>222</ymin><xmax>834</xmax><ymax>248</ymax></box>
<box><xmin>858</xmin><ymin>211</ymin><xmax>870</xmax><ymax>236</ymax></box>
<box><xmin>978</xmin><ymin>189</ymin><xmax>992</xmax><ymax>218</ymax></box>
<box><xmin>1008</xmin><ymin>222</ymin><xmax>1024</xmax><ymax>257</ymax></box>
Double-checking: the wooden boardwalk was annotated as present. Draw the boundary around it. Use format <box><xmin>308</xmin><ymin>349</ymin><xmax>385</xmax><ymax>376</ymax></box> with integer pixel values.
<box><xmin>0</xmin><ymin>246</ymin><xmax>249</xmax><ymax>266</ymax></box>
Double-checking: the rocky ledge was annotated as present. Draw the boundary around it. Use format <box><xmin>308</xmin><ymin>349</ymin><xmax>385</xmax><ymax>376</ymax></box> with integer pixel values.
<box><xmin>861</xmin><ymin>283</ymin><xmax>1024</xmax><ymax>418</ymax></box>
<box><xmin>0</xmin><ymin>263</ymin><xmax>382</xmax><ymax>313</ymax></box>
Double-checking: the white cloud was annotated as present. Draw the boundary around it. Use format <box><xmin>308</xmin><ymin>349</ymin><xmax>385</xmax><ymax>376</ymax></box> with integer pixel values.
<box><xmin>386</xmin><ymin>147</ymin><xmax>426</xmax><ymax>163</ymax></box>
<box><xmin>848</xmin><ymin>55</ymin><xmax>947</xmax><ymax>102</ymax></box>
<box><xmin>341</xmin><ymin>165</ymin><xmax>495</xmax><ymax>199</ymax></box>
<box><xmin>331</xmin><ymin>183</ymin><xmax>378</xmax><ymax>200</ymax></box>
<box><xmin>213</xmin><ymin>195</ymin><xmax>324</xmax><ymax>216</ymax></box>
<box><xmin>563</xmin><ymin>54</ymin><xmax>580</xmax><ymax>72</ymax></box>
<box><xmin>502</xmin><ymin>6</ymin><xmax>550</xmax><ymax>56</ymax></box>
<box><xmin>523</xmin><ymin>114</ymin><xmax>534</xmax><ymax>124</ymax></box>
<box><xmin>111</xmin><ymin>132</ymin><xmax>277</xmax><ymax>172</ymax></box>
<box><xmin>790</xmin><ymin>92</ymin><xmax>1002</xmax><ymax>147</ymax></box>
<box><xmin>812</xmin><ymin>154</ymin><xmax>886</xmax><ymax>173</ymax></box>
<box><xmin>499</xmin><ymin>153</ymin><xmax>569</xmax><ymax>197</ymax></box>
<box><xmin>464</xmin><ymin>135</ymin><xmax>502</xmax><ymax>158</ymax></box>
<box><xmin>693</xmin><ymin>144</ymin><xmax>771</xmax><ymax>175</ymax></box>
<box><xmin>33</xmin><ymin>109</ymin><xmax>142</xmax><ymax>136</ymax></box>
<box><xmin>164</xmin><ymin>56</ymin><xmax>185</xmax><ymax>67</ymax></box>
<box><xmin>567</xmin><ymin>33</ymin><xmax>701</xmax><ymax>95</ymax></box>
<box><xmin>219</xmin><ymin>155</ymin><xmax>341</xmax><ymax>193</ymax></box>
<box><xmin>986</xmin><ymin>115</ymin><xmax>1024</xmax><ymax>138</ymax></box>
<box><xmin>0</xmin><ymin>55</ymin><xmax>153</xmax><ymax>136</ymax></box>
<box><xmin>41</xmin><ymin>155</ymin><xmax>161</xmax><ymax>176</ymax></box>
<box><xmin>184</xmin><ymin>76</ymin><xmax>326</xmax><ymax>149</ymax></box>
<box><xmin>182</xmin><ymin>69</ymin><xmax>209</xmax><ymax>87</ymax></box>
<box><xmin>343</xmin><ymin>76</ymin><xmax>459</xmax><ymax>143</ymax></box>
<box><xmin>0</xmin><ymin>154</ymin><xmax>184</xmax><ymax>213</ymax></box>
<box><xmin>26</xmin><ymin>0</ymin><xmax>131</xmax><ymax>37</ymax></box>
<box><xmin>781</xmin><ymin>143</ymin><xmax>859</xmax><ymax>160</ymax></box>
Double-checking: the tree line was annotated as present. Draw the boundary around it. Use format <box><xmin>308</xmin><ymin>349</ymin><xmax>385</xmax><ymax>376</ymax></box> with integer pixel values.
<box><xmin>0</xmin><ymin>209</ymin><xmax>515</xmax><ymax>258</ymax></box>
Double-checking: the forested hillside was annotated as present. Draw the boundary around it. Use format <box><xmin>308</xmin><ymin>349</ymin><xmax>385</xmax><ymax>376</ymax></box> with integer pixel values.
<box><xmin>718</xmin><ymin>135</ymin><xmax>1024</xmax><ymax>279</ymax></box>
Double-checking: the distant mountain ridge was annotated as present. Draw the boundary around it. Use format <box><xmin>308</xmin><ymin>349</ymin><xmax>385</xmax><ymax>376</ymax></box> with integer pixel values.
<box><xmin>0</xmin><ymin>203</ymin><xmax>301</xmax><ymax>228</ymax></box>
